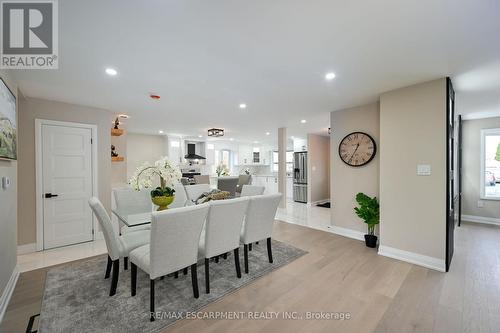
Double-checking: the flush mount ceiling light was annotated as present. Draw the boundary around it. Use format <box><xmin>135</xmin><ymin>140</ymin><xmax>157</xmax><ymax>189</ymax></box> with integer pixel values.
<box><xmin>325</xmin><ymin>72</ymin><xmax>336</xmax><ymax>81</ymax></box>
<box><xmin>239</xmin><ymin>103</ymin><xmax>247</xmax><ymax>109</ymax></box>
<box><xmin>105</xmin><ymin>68</ymin><xmax>117</xmax><ymax>76</ymax></box>
<box><xmin>301</xmin><ymin>119</ymin><xmax>307</xmax><ymax>124</ymax></box>
<box><xmin>207</xmin><ymin>128</ymin><xmax>224</xmax><ymax>137</ymax></box>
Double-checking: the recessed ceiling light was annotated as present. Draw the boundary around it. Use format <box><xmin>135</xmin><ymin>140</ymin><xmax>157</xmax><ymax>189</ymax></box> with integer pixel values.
<box><xmin>265</xmin><ymin>132</ymin><xmax>270</xmax><ymax>136</ymax></box>
<box><xmin>229</xmin><ymin>138</ymin><xmax>234</xmax><ymax>141</ymax></box>
<box><xmin>118</xmin><ymin>114</ymin><xmax>129</xmax><ymax>119</ymax></box>
<box><xmin>239</xmin><ymin>103</ymin><xmax>247</xmax><ymax>109</ymax></box>
<box><xmin>105</xmin><ymin>68</ymin><xmax>117</xmax><ymax>76</ymax></box>
<box><xmin>325</xmin><ymin>72</ymin><xmax>336</xmax><ymax>81</ymax></box>
<box><xmin>198</xmin><ymin>135</ymin><xmax>203</xmax><ymax>138</ymax></box>
<box><xmin>301</xmin><ymin>119</ymin><xmax>307</xmax><ymax>124</ymax></box>
<box><xmin>158</xmin><ymin>130</ymin><xmax>164</xmax><ymax>134</ymax></box>
<box><xmin>253</xmin><ymin>141</ymin><xmax>259</xmax><ymax>144</ymax></box>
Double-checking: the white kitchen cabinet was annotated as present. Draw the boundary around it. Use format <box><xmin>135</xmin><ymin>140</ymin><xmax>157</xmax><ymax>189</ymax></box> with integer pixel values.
<box><xmin>286</xmin><ymin>177</ymin><xmax>293</xmax><ymax>199</ymax></box>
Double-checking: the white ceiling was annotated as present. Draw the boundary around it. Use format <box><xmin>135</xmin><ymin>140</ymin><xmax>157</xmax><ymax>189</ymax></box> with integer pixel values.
<box><xmin>10</xmin><ymin>0</ymin><xmax>500</xmax><ymax>143</ymax></box>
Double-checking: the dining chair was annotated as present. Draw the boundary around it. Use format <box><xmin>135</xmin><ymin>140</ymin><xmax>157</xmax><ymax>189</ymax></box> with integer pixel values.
<box><xmin>235</xmin><ymin>175</ymin><xmax>252</xmax><ymax>195</ymax></box>
<box><xmin>199</xmin><ymin>197</ymin><xmax>249</xmax><ymax>294</ymax></box>
<box><xmin>129</xmin><ymin>204</ymin><xmax>210</xmax><ymax>321</ymax></box>
<box><xmin>88</xmin><ymin>197</ymin><xmax>150</xmax><ymax>296</ymax></box>
<box><xmin>184</xmin><ymin>184</ymin><xmax>210</xmax><ymax>205</ymax></box>
<box><xmin>194</xmin><ymin>175</ymin><xmax>210</xmax><ymax>184</ymax></box>
<box><xmin>113</xmin><ymin>187</ymin><xmax>152</xmax><ymax>234</ymax></box>
<box><xmin>169</xmin><ymin>183</ymin><xmax>188</xmax><ymax>208</ymax></box>
<box><xmin>240</xmin><ymin>193</ymin><xmax>282</xmax><ymax>273</ymax></box>
<box><xmin>240</xmin><ymin>185</ymin><xmax>265</xmax><ymax>197</ymax></box>
<box><xmin>217</xmin><ymin>177</ymin><xmax>239</xmax><ymax>197</ymax></box>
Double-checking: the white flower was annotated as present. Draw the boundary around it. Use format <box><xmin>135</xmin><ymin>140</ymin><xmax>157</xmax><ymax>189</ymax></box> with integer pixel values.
<box><xmin>128</xmin><ymin>156</ymin><xmax>181</xmax><ymax>191</ymax></box>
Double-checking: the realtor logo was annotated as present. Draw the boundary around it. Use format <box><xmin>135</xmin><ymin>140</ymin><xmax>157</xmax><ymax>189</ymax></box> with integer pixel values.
<box><xmin>1</xmin><ymin>0</ymin><xmax>58</xmax><ymax>69</ymax></box>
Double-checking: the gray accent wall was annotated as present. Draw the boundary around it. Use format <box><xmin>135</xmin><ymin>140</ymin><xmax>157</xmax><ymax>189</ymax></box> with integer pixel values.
<box><xmin>0</xmin><ymin>70</ymin><xmax>18</xmax><ymax>297</ymax></box>
<box><xmin>462</xmin><ymin>117</ymin><xmax>500</xmax><ymax>219</ymax></box>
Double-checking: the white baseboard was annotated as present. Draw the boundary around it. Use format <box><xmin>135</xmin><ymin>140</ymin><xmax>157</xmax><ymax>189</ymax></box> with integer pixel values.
<box><xmin>462</xmin><ymin>214</ymin><xmax>500</xmax><ymax>226</ymax></box>
<box><xmin>327</xmin><ymin>225</ymin><xmax>365</xmax><ymax>241</ymax></box>
<box><xmin>307</xmin><ymin>199</ymin><xmax>330</xmax><ymax>207</ymax></box>
<box><xmin>0</xmin><ymin>266</ymin><xmax>19</xmax><ymax>324</ymax></box>
<box><xmin>378</xmin><ymin>245</ymin><xmax>445</xmax><ymax>272</ymax></box>
<box><xmin>17</xmin><ymin>243</ymin><xmax>37</xmax><ymax>255</ymax></box>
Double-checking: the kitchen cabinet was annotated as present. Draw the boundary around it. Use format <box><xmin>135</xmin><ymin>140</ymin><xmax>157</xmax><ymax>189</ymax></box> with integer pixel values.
<box><xmin>286</xmin><ymin>177</ymin><xmax>293</xmax><ymax>199</ymax></box>
<box><xmin>251</xmin><ymin>175</ymin><xmax>278</xmax><ymax>194</ymax></box>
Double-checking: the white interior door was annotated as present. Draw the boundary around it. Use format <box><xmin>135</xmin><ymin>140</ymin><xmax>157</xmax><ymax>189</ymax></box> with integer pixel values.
<box><xmin>41</xmin><ymin>124</ymin><xmax>94</xmax><ymax>249</ymax></box>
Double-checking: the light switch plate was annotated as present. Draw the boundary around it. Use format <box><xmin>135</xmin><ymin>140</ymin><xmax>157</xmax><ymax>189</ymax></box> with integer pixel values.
<box><xmin>417</xmin><ymin>164</ymin><xmax>431</xmax><ymax>176</ymax></box>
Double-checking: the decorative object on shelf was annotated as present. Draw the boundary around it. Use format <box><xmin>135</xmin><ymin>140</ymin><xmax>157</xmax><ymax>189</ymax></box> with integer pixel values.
<box><xmin>243</xmin><ymin>168</ymin><xmax>250</xmax><ymax>175</ymax></box>
<box><xmin>111</xmin><ymin>117</ymin><xmax>124</xmax><ymax>136</ymax></box>
<box><xmin>215</xmin><ymin>163</ymin><xmax>229</xmax><ymax>177</ymax></box>
<box><xmin>338</xmin><ymin>131</ymin><xmax>376</xmax><ymax>167</ymax></box>
<box><xmin>354</xmin><ymin>192</ymin><xmax>379</xmax><ymax>248</ymax></box>
<box><xmin>113</xmin><ymin>117</ymin><xmax>120</xmax><ymax>130</ymax></box>
<box><xmin>111</xmin><ymin>145</ymin><xmax>119</xmax><ymax>157</ymax></box>
<box><xmin>195</xmin><ymin>189</ymin><xmax>230</xmax><ymax>204</ymax></box>
<box><xmin>129</xmin><ymin>156</ymin><xmax>182</xmax><ymax>211</ymax></box>
<box><xmin>207</xmin><ymin>128</ymin><xmax>224</xmax><ymax>137</ymax></box>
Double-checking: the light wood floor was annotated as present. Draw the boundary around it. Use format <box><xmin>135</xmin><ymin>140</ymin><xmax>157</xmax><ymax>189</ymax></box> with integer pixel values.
<box><xmin>2</xmin><ymin>221</ymin><xmax>500</xmax><ymax>333</ymax></box>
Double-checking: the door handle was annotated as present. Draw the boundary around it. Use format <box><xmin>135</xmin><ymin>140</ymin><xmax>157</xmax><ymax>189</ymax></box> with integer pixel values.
<box><xmin>44</xmin><ymin>193</ymin><xmax>59</xmax><ymax>198</ymax></box>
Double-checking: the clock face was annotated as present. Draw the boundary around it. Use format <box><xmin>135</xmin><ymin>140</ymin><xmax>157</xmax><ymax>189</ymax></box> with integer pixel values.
<box><xmin>338</xmin><ymin>132</ymin><xmax>376</xmax><ymax>167</ymax></box>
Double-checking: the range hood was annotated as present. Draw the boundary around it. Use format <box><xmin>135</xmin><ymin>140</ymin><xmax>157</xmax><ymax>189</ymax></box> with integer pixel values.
<box><xmin>184</xmin><ymin>143</ymin><xmax>206</xmax><ymax>160</ymax></box>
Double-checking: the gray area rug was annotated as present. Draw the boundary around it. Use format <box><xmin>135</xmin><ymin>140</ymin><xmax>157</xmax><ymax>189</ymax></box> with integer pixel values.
<box><xmin>38</xmin><ymin>240</ymin><xmax>306</xmax><ymax>333</ymax></box>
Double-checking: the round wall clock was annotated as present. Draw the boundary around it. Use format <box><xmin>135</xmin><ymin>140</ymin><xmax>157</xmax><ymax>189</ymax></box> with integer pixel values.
<box><xmin>338</xmin><ymin>132</ymin><xmax>377</xmax><ymax>167</ymax></box>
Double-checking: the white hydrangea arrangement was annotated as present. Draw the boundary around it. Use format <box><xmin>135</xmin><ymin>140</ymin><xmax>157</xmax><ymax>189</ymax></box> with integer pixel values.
<box><xmin>129</xmin><ymin>156</ymin><xmax>182</xmax><ymax>196</ymax></box>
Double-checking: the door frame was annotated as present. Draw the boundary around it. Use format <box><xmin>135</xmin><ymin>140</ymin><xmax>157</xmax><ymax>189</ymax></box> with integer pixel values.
<box><xmin>35</xmin><ymin>119</ymin><xmax>98</xmax><ymax>251</ymax></box>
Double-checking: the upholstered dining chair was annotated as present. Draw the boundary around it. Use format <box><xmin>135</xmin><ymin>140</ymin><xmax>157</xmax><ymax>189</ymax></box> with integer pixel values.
<box><xmin>88</xmin><ymin>197</ymin><xmax>150</xmax><ymax>296</ymax></box>
<box><xmin>240</xmin><ymin>185</ymin><xmax>265</xmax><ymax>197</ymax></box>
<box><xmin>113</xmin><ymin>187</ymin><xmax>152</xmax><ymax>234</ymax></box>
<box><xmin>240</xmin><ymin>193</ymin><xmax>282</xmax><ymax>273</ymax></box>
<box><xmin>217</xmin><ymin>176</ymin><xmax>239</xmax><ymax>197</ymax></box>
<box><xmin>184</xmin><ymin>184</ymin><xmax>211</xmax><ymax>205</ymax></box>
<box><xmin>235</xmin><ymin>174</ymin><xmax>252</xmax><ymax>195</ymax></box>
<box><xmin>129</xmin><ymin>204</ymin><xmax>210</xmax><ymax>321</ymax></box>
<box><xmin>169</xmin><ymin>183</ymin><xmax>188</xmax><ymax>208</ymax></box>
<box><xmin>194</xmin><ymin>175</ymin><xmax>210</xmax><ymax>184</ymax></box>
<box><xmin>199</xmin><ymin>197</ymin><xmax>249</xmax><ymax>293</ymax></box>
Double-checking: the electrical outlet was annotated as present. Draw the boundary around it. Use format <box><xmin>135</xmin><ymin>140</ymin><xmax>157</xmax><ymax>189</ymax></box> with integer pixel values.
<box><xmin>477</xmin><ymin>200</ymin><xmax>485</xmax><ymax>208</ymax></box>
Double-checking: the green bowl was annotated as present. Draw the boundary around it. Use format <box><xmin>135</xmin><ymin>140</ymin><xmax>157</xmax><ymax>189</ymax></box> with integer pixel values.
<box><xmin>151</xmin><ymin>195</ymin><xmax>174</xmax><ymax>211</ymax></box>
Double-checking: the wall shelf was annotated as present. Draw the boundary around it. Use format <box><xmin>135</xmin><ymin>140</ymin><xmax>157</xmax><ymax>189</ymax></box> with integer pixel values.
<box><xmin>112</xmin><ymin>156</ymin><xmax>124</xmax><ymax>162</ymax></box>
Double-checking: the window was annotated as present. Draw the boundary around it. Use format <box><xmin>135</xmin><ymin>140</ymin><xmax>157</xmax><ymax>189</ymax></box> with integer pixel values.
<box><xmin>481</xmin><ymin>129</ymin><xmax>500</xmax><ymax>199</ymax></box>
<box><xmin>272</xmin><ymin>151</ymin><xmax>294</xmax><ymax>172</ymax></box>
<box><xmin>214</xmin><ymin>149</ymin><xmax>233</xmax><ymax>174</ymax></box>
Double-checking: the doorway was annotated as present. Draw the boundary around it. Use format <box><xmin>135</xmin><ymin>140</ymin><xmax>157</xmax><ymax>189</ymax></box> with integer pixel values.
<box><xmin>36</xmin><ymin>120</ymin><xmax>97</xmax><ymax>250</ymax></box>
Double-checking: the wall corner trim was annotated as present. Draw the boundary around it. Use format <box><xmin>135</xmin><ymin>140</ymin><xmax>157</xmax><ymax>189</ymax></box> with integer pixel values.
<box><xmin>0</xmin><ymin>265</ymin><xmax>20</xmax><ymax>323</ymax></box>
<box><xmin>462</xmin><ymin>214</ymin><xmax>500</xmax><ymax>226</ymax></box>
<box><xmin>378</xmin><ymin>245</ymin><xmax>445</xmax><ymax>272</ymax></box>
<box><xmin>17</xmin><ymin>243</ymin><xmax>37</xmax><ymax>255</ymax></box>
<box><xmin>328</xmin><ymin>225</ymin><xmax>365</xmax><ymax>241</ymax></box>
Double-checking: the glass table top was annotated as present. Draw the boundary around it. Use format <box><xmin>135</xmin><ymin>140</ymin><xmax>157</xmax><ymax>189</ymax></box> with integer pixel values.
<box><xmin>112</xmin><ymin>209</ymin><xmax>152</xmax><ymax>227</ymax></box>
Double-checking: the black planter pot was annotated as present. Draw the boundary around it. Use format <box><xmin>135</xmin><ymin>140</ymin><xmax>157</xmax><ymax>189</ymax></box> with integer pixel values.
<box><xmin>364</xmin><ymin>234</ymin><xmax>377</xmax><ymax>248</ymax></box>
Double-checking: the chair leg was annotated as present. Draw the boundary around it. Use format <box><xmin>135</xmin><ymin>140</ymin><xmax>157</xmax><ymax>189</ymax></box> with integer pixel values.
<box><xmin>105</xmin><ymin>255</ymin><xmax>112</xmax><ymax>279</ymax></box>
<box><xmin>267</xmin><ymin>237</ymin><xmax>273</xmax><ymax>263</ymax></box>
<box><xmin>131</xmin><ymin>263</ymin><xmax>137</xmax><ymax>296</ymax></box>
<box><xmin>256</xmin><ymin>241</ymin><xmax>259</xmax><ymax>245</ymax></box>
<box><xmin>191</xmin><ymin>263</ymin><xmax>199</xmax><ymax>298</ymax></box>
<box><xmin>150</xmin><ymin>279</ymin><xmax>155</xmax><ymax>322</ymax></box>
<box><xmin>174</xmin><ymin>271</ymin><xmax>178</xmax><ymax>279</ymax></box>
<box><xmin>183</xmin><ymin>267</ymin><xmax>188</xmax><ymax>275</ymax></box>
<box><xmin>234</xmin><ymin>248</ymin><xmax>241</xmax><ymax>278</ymax></box>
<box><xmin>222</xmin><ymin>253</ymin><xmax>228</xmax><ymax>260</ymax></box>
<box><xmin>249</xmin><ymin>243</ymin><xmax>252</xmax><ymax>251</ymax></box>
<box><xmin>215</xmin><ymin>256</ymin><xmax>219</xmax><ymax>263</ymax></box>
<box><xmin>244</xmin><ymin>244</ymin><xmax>249</xmax><ymax>273</ymax></box>
<box><xmin>124</xmin><ymin>257</ymin><xmax>128</xmax><ymax>270</ymax></box>
<box><xmin>109</xmin><ymin>259</ymin><xmax>119</xmax><ymax>296</ymax></box>
<box><xmin>205</xmin><ymin>258</ymin><xmax>210</xmax><ymax>294</ymax></box>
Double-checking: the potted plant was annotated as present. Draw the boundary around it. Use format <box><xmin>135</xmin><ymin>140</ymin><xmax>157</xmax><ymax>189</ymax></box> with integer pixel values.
<box><xmin>354</xmin><ymin>192</ymin><xmax>379</xmax><ymax>248</ymax></box>
<box><xmin>129</xmin><ymin>156</ymin><xmax>182</xmax><ymax>211</ymax></box>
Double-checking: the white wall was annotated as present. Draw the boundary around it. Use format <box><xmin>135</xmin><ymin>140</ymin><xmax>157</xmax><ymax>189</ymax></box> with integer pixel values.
<box><xmin>462</xmin><ymin>117</ymin><xmax>500</xmax><ymax>219</ymax></box>
<box><xmin>0</xmin><ymin>70</ymin><xmax>18</xmax><ymax>303</ymax></box>
<box><xmin>308</xmin><ymin>134</ymin><xmax>330</xmax><ymax>203</ymax></box>
<box><xmin>330</xmin><ymin>102</ymin><xmax>380</xmax><ymax>235</ymax></box>
<box><xmin>126</xmin><ymin>133</ymin><xmax>166</xmax><ymax>182</ymax></box>
<box><xmin>379</xmin><ymin>78</ymin><xmax>446</xmax><ymax>266</ymax></box>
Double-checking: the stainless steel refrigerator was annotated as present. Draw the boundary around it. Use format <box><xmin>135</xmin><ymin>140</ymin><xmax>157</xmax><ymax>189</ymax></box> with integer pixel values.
<box><xmin>293</xmin><ymin>152</ymin><xmax>308</xmax><ymax>203</ymax></box>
